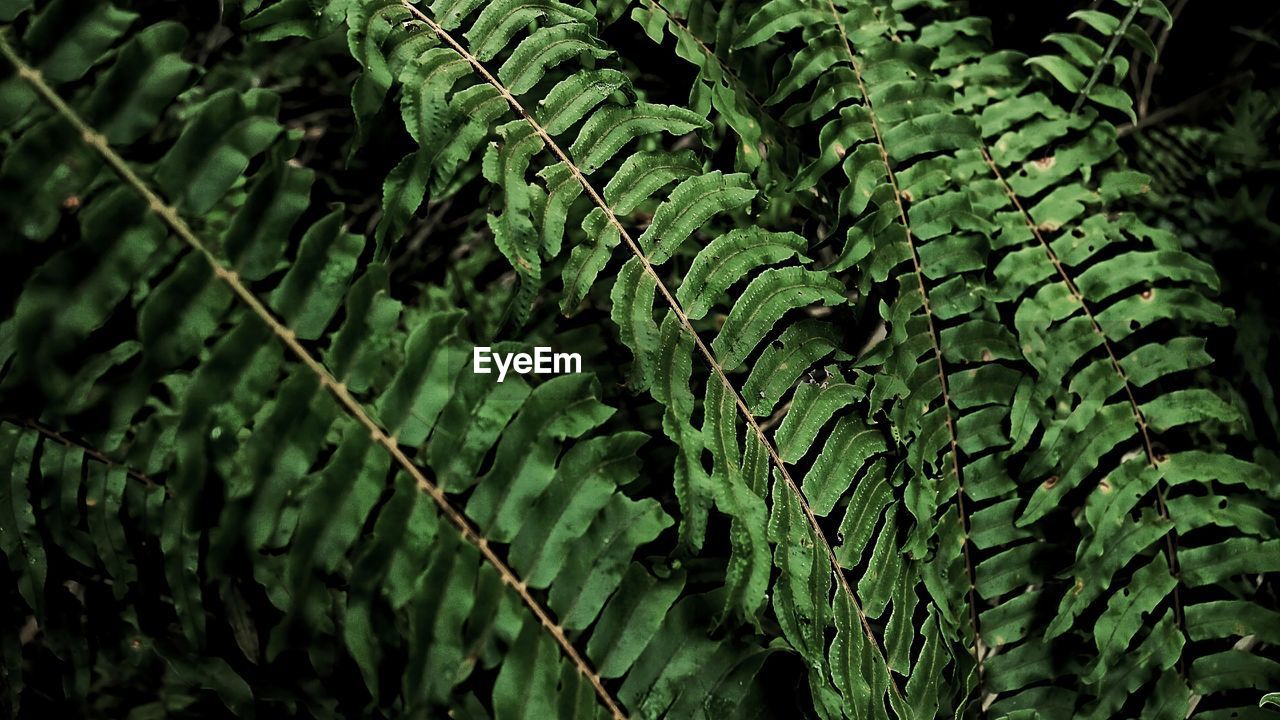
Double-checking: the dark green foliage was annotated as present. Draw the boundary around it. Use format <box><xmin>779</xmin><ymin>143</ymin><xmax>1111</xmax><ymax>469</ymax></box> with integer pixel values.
<box><xmin>1</xmin><ymin>0</ymin><xmax>1277</xmax><ymax>718</ymax></box>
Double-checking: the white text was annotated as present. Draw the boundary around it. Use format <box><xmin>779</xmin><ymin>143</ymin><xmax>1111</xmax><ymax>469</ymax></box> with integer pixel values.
<box><xmin>472</xmin><ymin>346</ymin><xmax>582</xmax><ymax>382</ymax></box>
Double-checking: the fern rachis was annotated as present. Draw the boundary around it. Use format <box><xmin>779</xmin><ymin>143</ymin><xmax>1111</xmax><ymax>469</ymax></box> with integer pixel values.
<box><xmin>399</xmin><ymin>0</ymin><xmax>906</xmax><ymax>702</ymax></box>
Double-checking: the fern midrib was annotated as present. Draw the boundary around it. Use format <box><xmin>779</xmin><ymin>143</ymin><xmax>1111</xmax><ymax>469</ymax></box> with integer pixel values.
<box><xmin>816</xmin><ymin>0</ymin><xmax>982</xmax><ymax>666</ymax></box>
<box><xmin>396</xmin><ymin>1</ymin><xmax>906</xmax><ymax>698</ymax></box>
<box><xmin>0</xmin><ymin>33</ymin><xmax>628</xmax><ymax>720</ymax></box>
<box><xmin>978</xmin><ymin>145</ymin><xmax>1189</xmax><ymax>674</ymax></box>
<box><xmin>3</xmin><ymin>416</ymin><xmax>160</xmax><ymax>491</ymax></box>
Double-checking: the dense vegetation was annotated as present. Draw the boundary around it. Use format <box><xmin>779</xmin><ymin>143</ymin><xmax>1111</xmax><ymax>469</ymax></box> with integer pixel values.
<box><xmin>1</xmin><ymin>0</ymin><xmax>1277</xmax><ymax>717</ymax></box>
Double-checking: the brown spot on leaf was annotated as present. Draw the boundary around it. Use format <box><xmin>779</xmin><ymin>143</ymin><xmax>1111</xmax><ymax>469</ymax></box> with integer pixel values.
<box><xmin>1042</xmin><ymin>475</ymin><xmax>1058</xmax><ymax>490</ymax></box>
<box><xmin>1033</xmin><ymin>156</ymin><xmax>1056</xmax><ymax>171</ymax></box>
<box><xmin>62</xmin><ymin>195</ymin><xmax>80</xmax><ymax>210</ymax></box>
<box><xmin>1140</xmin><ymin>288</ymin><xmax>1154</xmax><ymax>301</ymax></box>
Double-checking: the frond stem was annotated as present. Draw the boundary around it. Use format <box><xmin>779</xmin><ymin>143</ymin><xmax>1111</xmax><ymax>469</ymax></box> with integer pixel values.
<box><xmin>2</xmin><ymin>416</ymin><xmax>161</xmax><ymax>490</ymax></box>
<box><xmin>397</xmin><ymin>1</ymin><xmax>904</xmax><ymax>702</ymax></box>
<box><xmin>1137</xmin><ymin>0</ymin><xmax>1190</xmax><ymax>119</ymax></box>
<box><xmin>817</xmin><ymin>0</ymin><xmax>981</xmax><ymax>672</ymax></box>
<box><xmin>979</xmin><ymin>145</ymin><xmax>1187</xmax><ymax>675</ymax></box>
<box><xmin>1071</xmin><ymin>0</ymin><xmax>1145</xmax><ymax>113</ymax></box>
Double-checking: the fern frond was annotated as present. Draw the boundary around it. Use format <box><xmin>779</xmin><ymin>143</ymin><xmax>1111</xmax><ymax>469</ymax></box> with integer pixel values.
<box><xmin>5</xmin><ymin>0</ymin><xmax>1274</xmax><ymax>717</ymax></box>
<box><xmin>0</xmin><ymin>35</ymin><xmax>632</xmax><ymax>715</ymax></box>
<box><xmin>732</xmin><ymin>0</ymin><xmax>998</xmax><ymax>687</ymax></box>
<box><xmin>0</xmin><ymin>17</ymin><xmax>777</xmax><ymax>716</ymax></box>
<box><xmin>930</xmin><ymin>12</ymin><xmax>1280</xmax><ymax>715</ymax></box>
<box><xmin>375</xmin><ymin>1</ymin><xmax>918</xmax><ymax>710</ymax></box>
<box><xmin>1026</xmin><ymin>0</ymin><xmax>1175</xmax><ymax>120</ymax></box>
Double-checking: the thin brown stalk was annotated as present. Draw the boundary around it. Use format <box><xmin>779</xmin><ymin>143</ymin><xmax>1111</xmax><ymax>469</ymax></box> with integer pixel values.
<box><xmin>2</xmin><ymin>416</ymin><xmax>160</xmax><ymax>490</ymax></box>
<box><xmin>1138</xmin><ymin>0</ymin><xmax>1190</xmax><ymax>119</ymax></box>
<box><xmin>0</xmin><ymin>33</ymin><xmax>626</xmax><ymax>720</ymax></box>
<box><xmin>1120</xmin><ymin>73</ymin><xmax>1245</xmax><ymax>137</ymax></box>
<box><xmin>818</xmin><ymin>0</ymin><xmax>981</xmax><ymax>668</ymax></box>
<box><xmin>979</xmin><ymin>146</ymin><xmax>1187</xmax><ymax>675</ymax></box>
